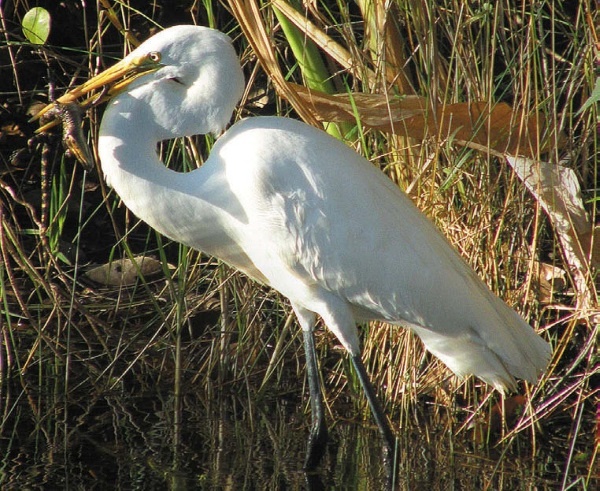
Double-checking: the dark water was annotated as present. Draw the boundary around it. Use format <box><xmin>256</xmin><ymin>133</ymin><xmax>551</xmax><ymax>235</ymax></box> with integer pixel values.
<box><xmin>0</xmin><ymin>375</ymin><xmax>580</xmax><ymax>490</ymax></box>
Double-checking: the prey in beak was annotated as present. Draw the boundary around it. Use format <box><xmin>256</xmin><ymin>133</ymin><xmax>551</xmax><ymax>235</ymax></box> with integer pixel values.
<box><xmin>38</xmin><ymin>101</ymin><xmax>96</xmax><ymax>172</ymax></box>
<box><xmin>31</xmin><ymin>51</ymin><xmax>164</xmax><ymax>171</ymax></box>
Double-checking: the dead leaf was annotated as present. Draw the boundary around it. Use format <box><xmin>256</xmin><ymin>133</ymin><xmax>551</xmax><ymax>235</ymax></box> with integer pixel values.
<box><xmin>291</xmin><ymin>85</ymin><xmax>426</xmax><ymax>127</ymax></box>
<box><xmin>292</xmin><ymin>88</ymin><xmax>552</xmax><ymax>157</ymax></box>
<box><xmin>533</xmin><ymin>261</ymin><xmax>567</xmax><ymax>304</ymax></box>
<box><xmin>84</xmin><ymin>255</ymin><xmax>164</xmax><ymax>286</ymax></box>
<box><xmin>580</xmin><ymin>225</ymin><xmax>600</xmax><ymax>269</ymax></box>
<box><xmin>507</xmin><ymin>156</ymin><xmax>597</xmax><ymax>311</ymax></box>
<box><xmin>470</xmin><ymin>395</ymin><xmax>528</xmax><ymax>444</ymax></box>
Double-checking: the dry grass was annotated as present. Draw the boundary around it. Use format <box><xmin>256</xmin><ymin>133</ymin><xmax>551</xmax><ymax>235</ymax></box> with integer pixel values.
<box><xmin>0</xmin><ymin>0</ymin><xmax>597</xmax><ymax>486</ymax></box>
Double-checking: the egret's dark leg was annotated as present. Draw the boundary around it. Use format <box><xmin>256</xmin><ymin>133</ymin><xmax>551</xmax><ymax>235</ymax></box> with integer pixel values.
<box><xmin>302</xmin><ymin>328</ymin><xmax>328</xmax><ymax>470</ymax></box>
<box><xmin>350</xmin><ymin>354</ymin><xmax>395</xmax><ymax>454</ymax></box>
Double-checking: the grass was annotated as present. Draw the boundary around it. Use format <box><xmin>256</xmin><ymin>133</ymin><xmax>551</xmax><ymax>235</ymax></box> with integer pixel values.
<box><xmin>0</xmin><ymin>0</ymin><xmax>598</xmax><ymax>488</ymax></box>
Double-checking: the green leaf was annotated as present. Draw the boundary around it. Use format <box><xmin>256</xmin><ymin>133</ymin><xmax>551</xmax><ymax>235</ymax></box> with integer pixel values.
<box><xmin>577</xmin><ymin>77</ymin><xmax>600</xmax><ymax>115</ymax></box>
<box><xmin>22</xmin><ymin>7</ymin><xmax>51</xmax><ymax>45</ymax></box>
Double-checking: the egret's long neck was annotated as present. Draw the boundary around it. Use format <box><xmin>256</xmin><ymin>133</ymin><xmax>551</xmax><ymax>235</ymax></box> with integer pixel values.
<box><xmin>97</xmin><ymin>97</ymin><xmax>247</xmax><ymax>264</ymax></box>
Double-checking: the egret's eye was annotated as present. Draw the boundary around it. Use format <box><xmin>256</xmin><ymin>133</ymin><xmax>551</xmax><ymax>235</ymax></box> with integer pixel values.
<box><xmin>168</xmin><ymin>77</ymin><xmax>185</xmax><ymax>85</ymax></box>
<box><xmin>147</xmin><ymin>51</ymin><xmax>161</xmax><ymax>63</ymax></box>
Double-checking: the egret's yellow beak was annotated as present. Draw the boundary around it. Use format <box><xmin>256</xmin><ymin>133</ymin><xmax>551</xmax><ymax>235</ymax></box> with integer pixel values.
<box><xmin>31</xmin><ymin>51</ymin><xmax>163</xmax><ymax>170</ymax></box>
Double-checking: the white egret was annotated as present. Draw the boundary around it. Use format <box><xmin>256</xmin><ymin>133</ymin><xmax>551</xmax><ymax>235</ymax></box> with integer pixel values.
<box><xmin>37</xmin><ymin>25</ymin><xmax>551</xmax><ymax>468</ymax></box>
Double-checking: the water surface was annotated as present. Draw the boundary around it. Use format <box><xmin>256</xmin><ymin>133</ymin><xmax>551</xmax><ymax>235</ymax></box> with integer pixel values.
<box><xmin>0</xmin><ymin>375</ymin><xmax>578</xmax><ymax>490</ymax></box>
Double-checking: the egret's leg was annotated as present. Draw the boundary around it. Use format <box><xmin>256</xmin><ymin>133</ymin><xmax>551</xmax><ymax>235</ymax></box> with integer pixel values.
<box><xmin>350</xmin><ymin>354</ymin><xmax>395</xmax><ymax>454</ymax></box>
<box><xmin>302</xmin><ymin>327</ymin><xmax>328</xmax><ymax>469</ymax></box>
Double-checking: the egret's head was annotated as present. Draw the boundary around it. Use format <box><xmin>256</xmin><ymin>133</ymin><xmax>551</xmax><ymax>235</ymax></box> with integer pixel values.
<box><xmin>34</xmin><ymin>25</ymin><xmax>245</xmax><ymax>164</ymax></box>
<box><xmin>109</xmin><ymin>26</ymin><xmax>246</xmax><ymax>139</ymax></box>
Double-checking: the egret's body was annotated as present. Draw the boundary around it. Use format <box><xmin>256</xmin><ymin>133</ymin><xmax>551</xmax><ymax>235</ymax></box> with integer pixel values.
<box><xmin>54</xmin><ymin>25</ymin><xmax>551</xmax><ymax>467</ymax></box>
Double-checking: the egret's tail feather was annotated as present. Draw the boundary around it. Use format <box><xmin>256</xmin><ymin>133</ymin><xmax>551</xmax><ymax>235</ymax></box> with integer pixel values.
<box><xmin>410</xmin><ymin>312</ymin><xmax>551</xmax><ymax>393</ymax></box>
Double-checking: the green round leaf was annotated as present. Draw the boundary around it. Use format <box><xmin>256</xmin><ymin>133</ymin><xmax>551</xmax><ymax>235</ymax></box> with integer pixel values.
<box><xmin>22</xmin><ymin>7</ymin><xmax>51</xmax><ymax>45</ymax></box>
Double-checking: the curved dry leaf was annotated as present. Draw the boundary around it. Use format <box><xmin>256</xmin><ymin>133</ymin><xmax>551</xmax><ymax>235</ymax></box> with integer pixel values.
<box><xmin>533</xmin><ymin>261</ymin><xmax>567</xmax><ymax>304</ymax></box>
<box><xmin>506</xmin><ymin>155</ymin><xmax>597</xmax><ymax>310</ymax></box>
<box><xmin>294</xmin><ymin>89</ymin><xmax>553</xmax><ymax>157</ymax></box>
<box><xmin>85</xmin><ymin>255</ymin><xmax>164</xmax><ymax>286</ymax></box>
<box><xmin>291</xmin><ymin>84</ymin><xmax>426</xmax><ymax>128</ymax></box>
<box><xmin>411</xmin><ymin>102</ymin><xmax>549</xmax><ymax>157</ymax></box>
